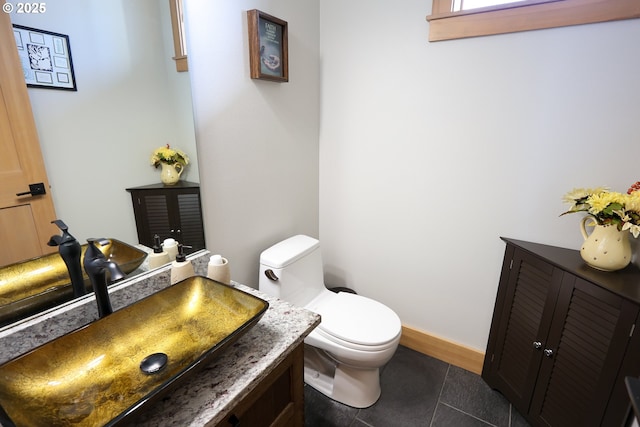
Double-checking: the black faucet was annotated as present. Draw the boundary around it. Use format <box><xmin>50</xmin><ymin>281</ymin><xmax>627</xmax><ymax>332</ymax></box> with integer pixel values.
<box><xmin>48</xmin><ymin>219</ymin><xmax>85</xmax><ymax>298</ymax></box>
<box><xmin>83</xmin><ymin>238</ymin><xmax>125</xmax><ymax>318</ymax></box>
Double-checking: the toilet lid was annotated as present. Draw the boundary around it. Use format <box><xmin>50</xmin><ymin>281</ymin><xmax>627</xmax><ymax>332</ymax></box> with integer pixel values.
<box><xmin>311</xmin><ymin>292</ymin><xmax>401</xmax><ymax>346</ymax></box>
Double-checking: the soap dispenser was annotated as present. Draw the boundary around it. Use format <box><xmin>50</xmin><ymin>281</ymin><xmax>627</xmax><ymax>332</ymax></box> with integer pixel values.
<box><xmin>207</xmin><ymin>254</ymin><xmax>230</xmax><ymax>285</ymax></box>
<box><xmin>48</xmin><ymin>219</ymin><xmax>85</xmax><ymax>298</ymax></box>
<box><xmin>147</xmin><ymin>234</ymin><xmax>170</xmax><ymax>269</ymax></box>
<box><xmin>170</xmin><ymin>243</ymin><xmax>195</xmax><ymax>285</ymax></box>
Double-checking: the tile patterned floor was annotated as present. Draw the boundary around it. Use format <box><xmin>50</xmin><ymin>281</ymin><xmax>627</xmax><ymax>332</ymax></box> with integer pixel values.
<box><xmin>304</xmin><ymin>345</ymin><xmax>531</xmax><ymax>427</ymax></box>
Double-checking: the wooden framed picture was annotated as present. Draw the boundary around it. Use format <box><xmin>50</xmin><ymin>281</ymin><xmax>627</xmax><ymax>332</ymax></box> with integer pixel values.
<box><xmin>12</xmin><ymin>25</ymin><xmax>77</xmax><ymax>91</ymax></box>
<box><xmin>247</xmin><ymin>9</ymin><xmax>288</xmax><ymax>82</ymax></box>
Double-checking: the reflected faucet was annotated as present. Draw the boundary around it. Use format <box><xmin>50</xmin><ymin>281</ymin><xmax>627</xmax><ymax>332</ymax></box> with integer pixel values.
<box><xmin>83</xmin><ymin>238</ymin><xmax>125</xmax><ymax>318</ymax></box>
<box><xmin>48</xmin><ymin>220</ymin><xmax>86</xmax><ymax>298</ymax></box>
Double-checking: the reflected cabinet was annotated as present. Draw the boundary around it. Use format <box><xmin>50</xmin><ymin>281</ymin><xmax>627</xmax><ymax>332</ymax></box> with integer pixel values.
<box><xmin>126</xmin><ymin>181</ymin><xmax>205</xmax><ymax>255</ymax></box>
<box><xmin>483</xmin><ymin>238</ymin><xmax>640</xmax><ymax>427</ymax></box>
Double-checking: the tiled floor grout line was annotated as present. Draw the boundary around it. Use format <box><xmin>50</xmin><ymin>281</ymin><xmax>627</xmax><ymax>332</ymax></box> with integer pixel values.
<box><xmin>439</xmin><ymin>402</ymin><xmax>499</xmax><ymax>427</ymax></box>
<box><xmin>353</xmin><ymin>415</ymin><xmax>375</xmax><ymax>427</ymax></box>
<box><xmin>429</xmin><ymin>363</ymin><xmax>452</xmax><ymax>427</ymax></box>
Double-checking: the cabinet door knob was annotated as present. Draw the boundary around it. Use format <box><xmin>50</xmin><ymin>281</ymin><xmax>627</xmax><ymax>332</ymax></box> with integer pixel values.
<box><xmin>544</xmin><ymin>348</ymin><xmax>554</xmax><ymax>357</ymax></box>
<box><xmin>533</xmin><ymin>341</ymin><xmax>542</xmax><ymax>349</ymax></box>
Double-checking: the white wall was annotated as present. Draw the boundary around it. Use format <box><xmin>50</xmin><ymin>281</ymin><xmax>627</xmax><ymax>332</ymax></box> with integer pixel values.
<box><xmin>319</xmin><ymin>1</ymin><xmax>640</xmax><ymax>351</ymax></box>
<box><xmin>11</xmin><ymin>0</ymin><xmax>197</xmax><ymax>244</ymax></box>
<box><xmin>24</xmin><ymin>0</ymin><xmax>635</xmax><ymax>354</ymax></box>
<box><xmin>184</xmin><ymin>0</ymin><xmax>320</xmax><ymax>285</ymax></box>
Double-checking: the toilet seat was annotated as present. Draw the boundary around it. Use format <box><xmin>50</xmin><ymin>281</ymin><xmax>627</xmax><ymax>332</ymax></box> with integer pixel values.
<box><xmin>307</xmin><ymin>291</ymin><xmax>401</xmax><ymax>350</ymax></box>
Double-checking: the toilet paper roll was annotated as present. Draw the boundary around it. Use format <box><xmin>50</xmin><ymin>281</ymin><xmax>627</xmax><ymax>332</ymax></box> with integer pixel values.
<box><xmin>209</xmin><ymin>254</ymin><xmax>224</xmax><ymax>266</ymax></box>
<box><xmin>207</xmin><ymin>257</ymin><xmax>230</xmax><ymax>285</ymax></box>
<box><xmin>163</xmin><ymin>238</ymin><xmax>178</xmax><ymax>261</ymax></box>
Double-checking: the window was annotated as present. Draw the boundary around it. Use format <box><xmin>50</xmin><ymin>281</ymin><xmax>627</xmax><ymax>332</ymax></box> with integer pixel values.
<box><xmin>452</xmin><ymin>0</ymin><xmax>528</xmax><ymax>12</ymax></box>
<box><xmin>427</xmin><ymin>0</ymin><xmax>640</xmax><ymax>41</ymax></box>
<box><xmin>169</xmin><ymin>0</ymin><xmax>188</xmax><ymax>71</ymax></box>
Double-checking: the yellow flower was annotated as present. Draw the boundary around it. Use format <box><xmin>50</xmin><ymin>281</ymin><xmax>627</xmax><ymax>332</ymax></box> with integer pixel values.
<box><xmin>151</xmin><ymin>144</ymin><xmax>190</xmax><ymax>167</ymax></box>
<box><xmin>627</xmin><ymin>191</ymin><xmax>640</xmax><ymax>213</ymax></box>
<box><xmin>587</xmin><ymin>192</ymin><xmax>622</xmax><ymax>214</ymax></box>
<box><xmin>562</xmin><ymin>187</ymin><xmax>608</xmax><ymax>205</ymax></box>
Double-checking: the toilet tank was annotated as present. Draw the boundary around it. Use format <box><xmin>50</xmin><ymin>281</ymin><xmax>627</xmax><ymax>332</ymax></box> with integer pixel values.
<box><xmin>259</xmin><ymin>235</ymin><xmax>326</xmax><ymax>307</ymax></box>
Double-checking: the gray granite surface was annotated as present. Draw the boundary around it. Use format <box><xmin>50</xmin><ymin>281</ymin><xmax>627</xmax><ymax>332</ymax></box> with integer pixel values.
<box><xmin>0</xmin><ymin>250</ymin><xmax>204</xmax><ymax>364</ymax></box>
<box><xmin>133</xmin><ymin>284</ymin><xmax>319</xmax><ymax>426</ymax></box>
<box><xmin>0</xmin><ymin>251</ymin><xmax>320</xmax><ymax>426</ymax></box>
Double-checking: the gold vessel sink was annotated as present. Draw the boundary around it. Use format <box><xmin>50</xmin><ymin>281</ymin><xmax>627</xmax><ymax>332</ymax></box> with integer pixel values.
<box><xmin>0</xmin><ymin>276</ymin><xmax>269</xmax><ymax>426</ymax></box>
<box><xmin>0</xmin><ymin>239</ymin><xmax>147</xmax><ymax>327</ymax></box>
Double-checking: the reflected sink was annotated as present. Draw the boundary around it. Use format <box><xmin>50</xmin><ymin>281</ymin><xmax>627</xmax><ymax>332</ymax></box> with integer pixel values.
<box><xmin>0</xmin><ymin>276</ymin><xmax>269</xmax><ymax>426</ymax></box>
<box><xmin>0</xmin><ymin>239</ymin><xmax>147</xmax><ymax>327</ymax></box>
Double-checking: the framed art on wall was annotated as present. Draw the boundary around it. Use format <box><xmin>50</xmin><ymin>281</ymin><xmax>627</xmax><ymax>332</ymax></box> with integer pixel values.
<box><xmin>247</xmin><ymin>9</ymin><xmax>288</xmax><ymax>82</ymax></box>
<box><xmin>12</xmin><ymin>24</ymin><xmax>77</xmax><ymax>91</ymax></box>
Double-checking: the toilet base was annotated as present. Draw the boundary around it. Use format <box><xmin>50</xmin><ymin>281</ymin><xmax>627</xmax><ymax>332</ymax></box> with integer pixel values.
<box><xmin>303</xmin><ymin>345</ymin><xmax>381</xmax><ymax>409</ymax></box>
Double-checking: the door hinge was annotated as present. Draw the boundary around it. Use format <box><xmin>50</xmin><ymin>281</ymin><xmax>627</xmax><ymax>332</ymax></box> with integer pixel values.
<box><xmin>630</xmin><ymin>323</ymin><xmax>636</xmax><ymax>338</ymax></box>
<box><xmin>509</xmin><ymin>259</ymin><xmax>513</xmax><ymax>270</ymax></box>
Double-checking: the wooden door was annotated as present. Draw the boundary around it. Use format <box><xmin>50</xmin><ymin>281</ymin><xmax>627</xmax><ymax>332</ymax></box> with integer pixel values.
<box><xmin>0</xmin><ymin>5</ymin><xmax>58</xmax><ymax>266</ymax></box>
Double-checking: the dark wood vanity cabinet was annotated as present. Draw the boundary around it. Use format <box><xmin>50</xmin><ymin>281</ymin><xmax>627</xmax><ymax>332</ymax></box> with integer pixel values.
<box><xmin>483</xmin><ymin>238</ymin><xmax>640</xmax><ymax>427</ymax></box>
<box><xmin>126</xmin><ymin>181</ymin><xmax>205</xmax><ymax>254</ymax></box>
<box><xmin>215</xmin><ymin>343</ymin><xmax>304</xmax><ymax>427</ymax></box>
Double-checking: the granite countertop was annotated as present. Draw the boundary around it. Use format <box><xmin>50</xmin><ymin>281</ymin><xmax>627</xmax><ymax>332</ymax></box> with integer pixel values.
<box><xmin>133</xmin><ymin>282</ymin><xmax>320</xmax><ymax>426</ymax></box>
<box><xmin>0</xmin><ymin>251</ymin><xmax>320</xmax><ymax>426</ymax></box>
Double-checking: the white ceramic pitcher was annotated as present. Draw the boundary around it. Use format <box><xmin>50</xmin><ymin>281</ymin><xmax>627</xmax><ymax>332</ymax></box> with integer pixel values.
<box><xmin>580</xmin><ymin>216</ymin><xmax>631</xmax><ymax>271</ymax></box>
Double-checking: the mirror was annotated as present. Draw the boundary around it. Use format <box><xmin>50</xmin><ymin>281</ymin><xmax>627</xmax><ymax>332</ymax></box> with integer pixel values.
<box><xmin>2</xmin><ymin>0</ymin><xmax>199</xmax><ymax>329</ymax></box>
<box><xmin>0</xmin><ymin>239</ymin><xmax>147</xmax><ymax>328</ymax></box>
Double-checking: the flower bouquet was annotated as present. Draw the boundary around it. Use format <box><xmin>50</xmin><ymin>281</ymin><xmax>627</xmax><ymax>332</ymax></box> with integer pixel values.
<box><xmin>561</xmin><ymin>182</ymin><xmax>640</xmax><ymax>271</ymax></box>
<box><xmin>151</xmin><ymin>144</ymin><xmax>190</xmax><ymax>185</ymax></box>
<box><xmin>151</xmin><ymin>144</ymin><xmax>190</xmax><ymax>168</ymax></box>
<box><xmin>561</xmin><ymin>182</ymin><xmax>640</xmax><ymax>238</ymax></box>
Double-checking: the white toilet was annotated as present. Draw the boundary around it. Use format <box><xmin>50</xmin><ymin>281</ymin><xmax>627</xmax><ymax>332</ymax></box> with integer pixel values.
<box><xmin>259</xmin><ymin>235</ymin><xmax>402</xmax><ymax>408</ymax></box>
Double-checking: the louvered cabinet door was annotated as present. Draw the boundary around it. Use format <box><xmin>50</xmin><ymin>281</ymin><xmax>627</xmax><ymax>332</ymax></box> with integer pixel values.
<box><xmin>483</xmin><ymin>248</ymin><xmax>563</xmax><ymax>413</ymax></box>
<box><xmin>139</xmin><ymin>194</ymin><xmax>172</xmax><ymax>243</ymax></box>
<box><xmin>529</xmin><ymin>274</ymin><xmax>639</xmax><ymax>427</ymax></box>
<box><xmin>175</xmin><ymin>192</ymin><xmax>205</xmax><ymax>252</ymax></box>
<box><xmin>127</xmin><ymin>182</ymin><xmax>205</xmax><ymax>255</ymax></box>
<box><xmin>485</xmin><ymin>239</ymin><xmax>640</xmax><ymax>427</ymax></box>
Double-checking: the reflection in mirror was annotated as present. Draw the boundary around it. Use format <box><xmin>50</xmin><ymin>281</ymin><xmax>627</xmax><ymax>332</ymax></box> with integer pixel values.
<box><xmin>3</xmin><ymin>0</ymin><xmax>199</xmax><ymax>329</ymax></box>
<box><xmin>0</xmin><ymin>240</ymin><xmax>147</xmax><ymax>328</ymax></box>
<box><xmin>0</xmin><ymin>276</ymin><xmax>268</xmax><ymax>426</ymax></box>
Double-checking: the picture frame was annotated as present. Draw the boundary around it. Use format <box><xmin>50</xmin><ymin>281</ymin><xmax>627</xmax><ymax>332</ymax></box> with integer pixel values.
<box><xmin>12</xmin><ymin>25</ymin><xmax>77</xmax><ymax>91</ymax></box>
<box><xmin>247</xmin><ymin>9</ymin><xmax>288</xmax><ymax>82</ymax></box>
